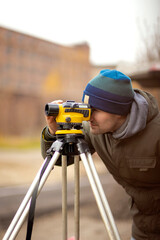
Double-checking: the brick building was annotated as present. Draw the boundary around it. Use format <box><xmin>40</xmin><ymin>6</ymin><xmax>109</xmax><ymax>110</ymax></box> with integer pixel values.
<box><xmin>0</xmin><ymin>27</ymin><xmax>91</xmax><ymax>136</ymax></box>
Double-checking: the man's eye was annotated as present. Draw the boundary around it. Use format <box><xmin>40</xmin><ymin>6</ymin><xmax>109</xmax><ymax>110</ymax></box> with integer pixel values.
<box><xmin>91</xmin><ymin>108</ymin><xmax>96</xmax><ymax>114</ymax></box>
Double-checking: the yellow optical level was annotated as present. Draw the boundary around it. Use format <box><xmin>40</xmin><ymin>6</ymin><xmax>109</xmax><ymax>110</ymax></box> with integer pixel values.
<box><xmin>45</xmin><ymin>101</ymin><xmax>91</xmax><ymax>134</ymax></box>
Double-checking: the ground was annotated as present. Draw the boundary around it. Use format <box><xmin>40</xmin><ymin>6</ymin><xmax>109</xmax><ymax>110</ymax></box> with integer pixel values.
<box><xmin>5</xmin><ymin>205</ymin><xmax>132</xmax><ymax>240</ymax></box>
<box><xmin>0</xmin><ymin>149</ymin><xmax>132</xmax><ymax>239</ymax></box>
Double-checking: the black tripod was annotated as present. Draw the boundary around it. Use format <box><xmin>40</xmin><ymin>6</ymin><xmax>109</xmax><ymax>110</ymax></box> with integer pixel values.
<box><xmin>3</xmin><ymin>132</ymin><xmax>121</xmax><ymax>240</ymax></box>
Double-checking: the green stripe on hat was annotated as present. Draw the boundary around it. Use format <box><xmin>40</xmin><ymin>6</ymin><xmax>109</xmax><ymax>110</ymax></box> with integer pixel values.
<box><xmin>89</xmin><ymin>74</ymin><xmax>134</xmax><ymax>98</ymax></box>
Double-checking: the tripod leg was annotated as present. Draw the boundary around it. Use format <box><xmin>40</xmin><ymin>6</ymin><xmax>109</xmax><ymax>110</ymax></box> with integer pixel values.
<box><xmin>3</xmin><ymin>151</ymin><xmax>61</xmax><ymax>240</ymax></box>
<box><xmin>62</xmin><ymin>155</ymin><xmax>68</xmax><ymax>240</ymax></box>
<box><xmin>80</xmin><ymin>153</ymin><xmax>121</xmax><ymax>240</ymax></box>
<box><xmin>87</xmin><ymin>152</ymin><xmax>121</xmax><ymax>240</ymax></box>
<box><xmin>74</xmin><ymin>156</ymin><xmax>80</xmax><ymax>240</ymax></box>
<box><xmin>3</xmin><ymin>159</ymin><xmax>48</xmax><ymax>240</ymax></box>
<box><xmin>62</xmin><ymin>155</ymin><xmax>80</xmax><ymax>240</ymax></box>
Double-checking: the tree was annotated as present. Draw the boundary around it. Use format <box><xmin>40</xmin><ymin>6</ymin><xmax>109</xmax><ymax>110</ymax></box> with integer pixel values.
<box><xmin>137</xmin><ymin>17</ymin><xmax>160</xmax><ymax>62</ymax></box>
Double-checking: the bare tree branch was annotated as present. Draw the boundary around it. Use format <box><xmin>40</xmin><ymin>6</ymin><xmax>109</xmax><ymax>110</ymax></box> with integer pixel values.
<box><xmin>137</xmin><ymin>17</ymin><xmax>160</xmax><ymax>62</ymax></box>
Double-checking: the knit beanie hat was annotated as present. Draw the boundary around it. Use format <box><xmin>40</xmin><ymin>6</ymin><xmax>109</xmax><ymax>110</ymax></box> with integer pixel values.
<box><xmin>82</xmin><ymin>69</ymin><xmax>135</xmax><ymax>115</ymax></box>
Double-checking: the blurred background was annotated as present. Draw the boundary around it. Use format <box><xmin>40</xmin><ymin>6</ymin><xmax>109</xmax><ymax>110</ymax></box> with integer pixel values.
<box><xmin>0</xmin><ymin>0</ymin><xmax>160</xmax><ymax>239</ymax></box>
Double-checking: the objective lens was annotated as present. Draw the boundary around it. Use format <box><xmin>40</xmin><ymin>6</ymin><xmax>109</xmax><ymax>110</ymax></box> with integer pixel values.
<box><xmin>45</xmin><ymin>104</ymin><xmax>59</xmax><ymax>116</ymax></box>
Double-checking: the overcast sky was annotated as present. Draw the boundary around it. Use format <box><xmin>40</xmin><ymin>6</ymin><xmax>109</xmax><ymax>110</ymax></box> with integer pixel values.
<box><xmin>0</xmin><ymin>0</ymin><xmax>159</xmax><ymax>64</ymax></box>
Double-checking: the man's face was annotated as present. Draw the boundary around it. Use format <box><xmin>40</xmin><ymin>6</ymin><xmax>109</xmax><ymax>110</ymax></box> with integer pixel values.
<box><xmin>89</xmin><ymin>107</ymin><xmax>126</xmax><ymax>135</ymax></box>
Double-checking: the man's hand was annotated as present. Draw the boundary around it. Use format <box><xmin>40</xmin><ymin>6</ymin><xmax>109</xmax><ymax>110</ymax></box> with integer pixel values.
<box><xmin>45</xmin><ymin>100</ymin><xmax>63</xmax><ymax>135</ymax></box>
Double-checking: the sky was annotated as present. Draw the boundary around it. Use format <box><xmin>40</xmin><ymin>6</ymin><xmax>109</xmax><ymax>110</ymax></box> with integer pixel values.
<box><xmin>0</xmin><ymin>0</ymin><xmax>159</xmax><ymax>65</ymax></box>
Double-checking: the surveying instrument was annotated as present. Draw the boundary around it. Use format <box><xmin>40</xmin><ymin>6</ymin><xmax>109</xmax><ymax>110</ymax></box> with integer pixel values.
<box><xmin>3</xmin><ymin>101</ymin><xmax>121</xmax><ymax>240</ymax></box>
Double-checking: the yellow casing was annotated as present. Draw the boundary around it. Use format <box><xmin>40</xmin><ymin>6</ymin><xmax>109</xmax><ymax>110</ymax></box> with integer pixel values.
<box><xmin>56</xmin><ymin>104</ymin><xmax>91</xmax><ymax>124</ymax></box>
<box><xmin>56</xmin><ymin>129</ymin><xmax>83</xmax><ymax>134</ymax></box>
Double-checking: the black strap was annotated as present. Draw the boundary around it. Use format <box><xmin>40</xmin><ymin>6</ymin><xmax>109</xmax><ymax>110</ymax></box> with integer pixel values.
<box><xmin>26</xmin><ymin>156</ymin><xmax>51</xmax><ymax>240</ymax></box>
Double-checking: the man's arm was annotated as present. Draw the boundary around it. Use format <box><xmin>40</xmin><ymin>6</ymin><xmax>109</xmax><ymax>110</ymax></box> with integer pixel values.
<box><xmin>41</xmin><ymin>126</ymin><xmax>57</xmax><ymax>159</ymax></box>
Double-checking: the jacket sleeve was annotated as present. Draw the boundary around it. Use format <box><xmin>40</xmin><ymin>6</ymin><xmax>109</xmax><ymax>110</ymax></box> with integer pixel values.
<box><xmin>41</xmin><ymin>126</ymin><xmax>57</xmax><ymax>159</ymax></box>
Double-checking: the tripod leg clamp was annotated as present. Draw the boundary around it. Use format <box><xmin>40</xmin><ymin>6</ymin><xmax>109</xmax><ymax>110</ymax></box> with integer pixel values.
<box><xmin>77</xmin><ymin>139</ymin><xmax>90</xmax><ymax>154</ymax></box>
<box><xmin>46</xmin><ymin>139</ymin><xmax>64</xmax><ymax>156</ymax></box>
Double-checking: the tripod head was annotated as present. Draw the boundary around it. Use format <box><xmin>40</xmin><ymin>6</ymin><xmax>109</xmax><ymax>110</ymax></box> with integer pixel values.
<box><xmin>45</xmin><ymin>100</ymin><xmax>91</xmax><ymax>135</ymax></box>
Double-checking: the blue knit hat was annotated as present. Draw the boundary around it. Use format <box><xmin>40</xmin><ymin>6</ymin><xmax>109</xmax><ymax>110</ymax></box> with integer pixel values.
<box><xmin>82</xmin><ymin>69</ymin><xmax>135</xmax><ymax>115</ymax></box>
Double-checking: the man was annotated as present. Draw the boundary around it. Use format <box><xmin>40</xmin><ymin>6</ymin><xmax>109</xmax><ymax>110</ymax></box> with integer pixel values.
<box><xmin>41</xmin><ymin>69</ymin><xmax>160</xmax><ymax>240</ymax></box>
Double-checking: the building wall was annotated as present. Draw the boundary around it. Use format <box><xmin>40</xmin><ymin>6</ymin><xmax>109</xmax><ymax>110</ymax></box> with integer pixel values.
<box><xmin>118</xmin><ymin>62</ymin><xmax>160</xmax><ymax>108</ymax></box>
<box><xmin>0</xmin><ymin>27</ymin><xmax>91</xmax><ymax>136</ymax></box>
<box><xmin>130</xmin><ymin>71</ymin><xmax>160</xmax><ymax>108</ymax></box>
